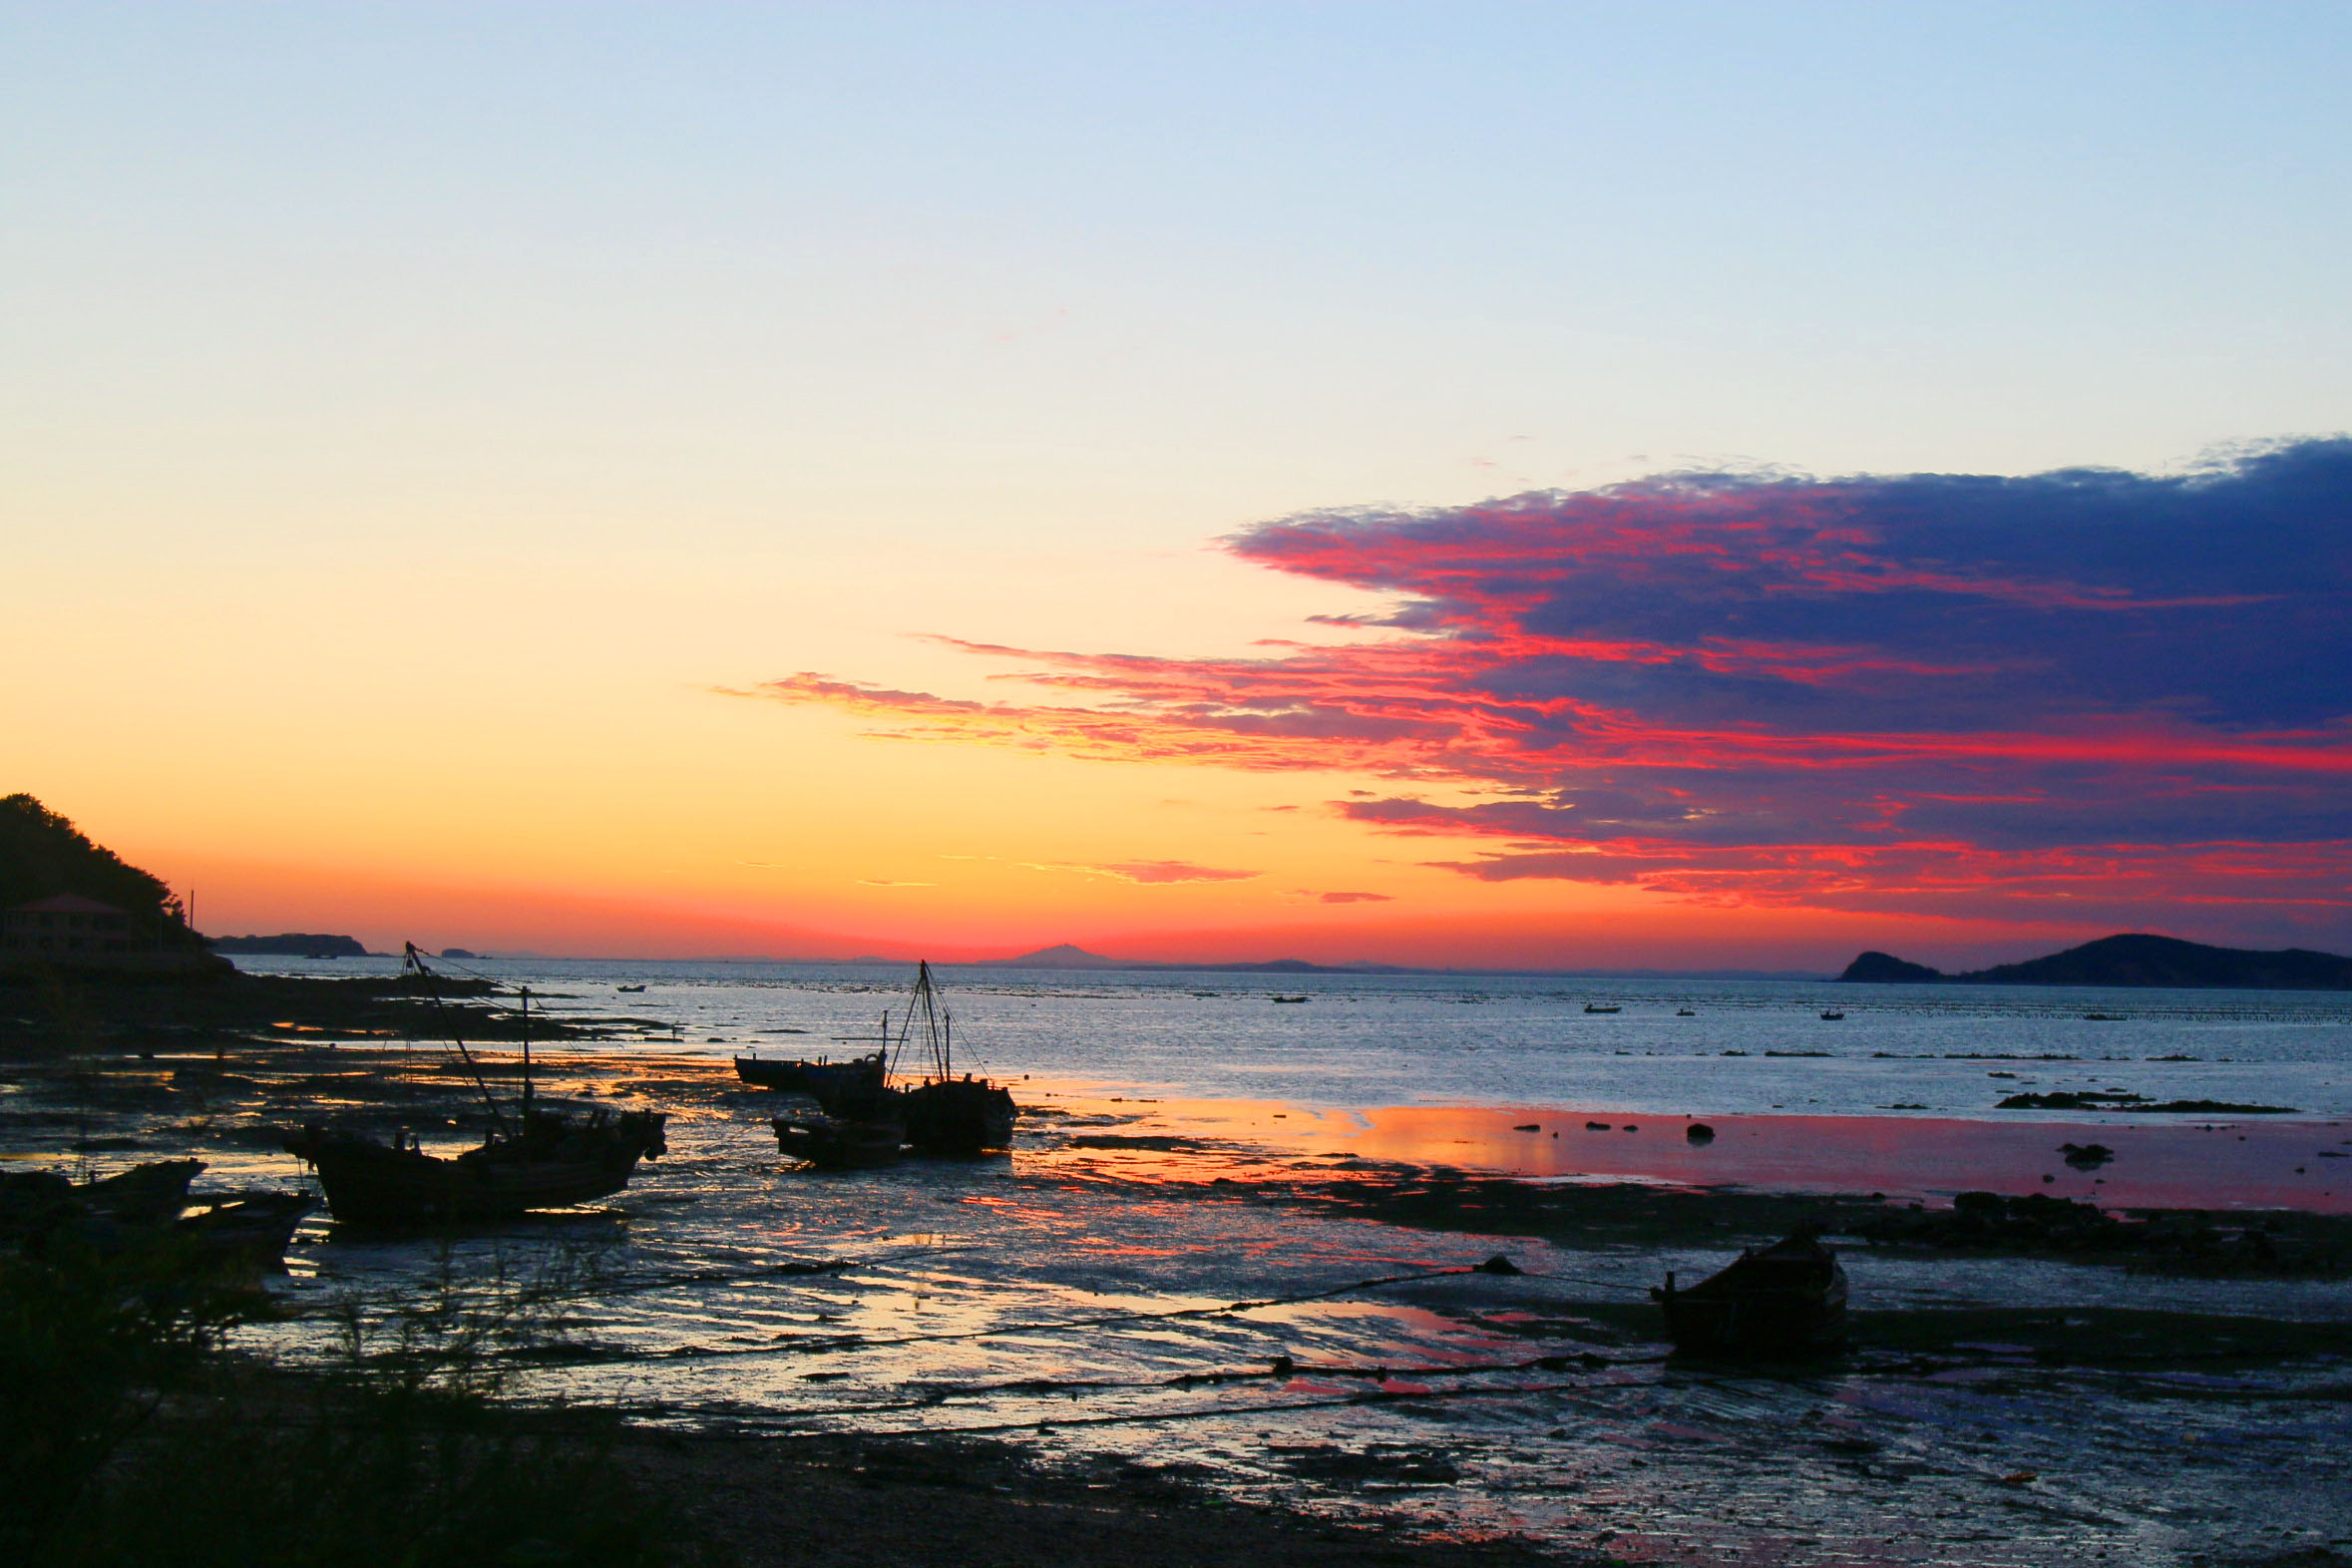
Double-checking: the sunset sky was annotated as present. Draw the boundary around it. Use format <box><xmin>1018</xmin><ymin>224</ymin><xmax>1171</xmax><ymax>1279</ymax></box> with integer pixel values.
<box><xmin>7</xmin><ymin>3</ymin><xmax>2350</xmax><ymax>970</ymax></box>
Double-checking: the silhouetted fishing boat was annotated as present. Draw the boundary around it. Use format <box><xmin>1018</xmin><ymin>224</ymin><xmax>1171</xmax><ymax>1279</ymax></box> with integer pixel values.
<box><xmin>78</xmin><ymin>1158</ymin><xmax>204</xmax><ymax>1224</ymax></box>
<box><xmin>734</xmin><ymin>1049</ymin><xmax>887</xmax><ymax>1102</ymax></box>
<box><xmin>616</xmin><ymin>983</ymin><xmax>645</xmax><ymax>992</ymax></box>
<box><xmin>2</xmin><ymin>1160</ymin><xmax>312</xmax><ymax>1276</ymax></box>
<box><xmin>1652</xmin><ymin>1230</ymin><xmax>1848</xmax><ymax>1357</ymax></box>
<box><xmin>771</xmin><ymin>1110</ymin><xmax>904</xmax><ymax>1169</ymax></box>
<box><xmin>1584</xmin><ymin>1002</ymin><xmax>1621</xmax><ymax>1013</ymax></box>
<box><xmin>889</xmin><ymin>962</ymin><xmax>1016</xmax><ymax>1155</ymax></box>
<box><xmin>1</xmin><ymin>1158</ymin><xmax>204</xmax><ymax>1254</ymax></box>
<box><xmin>285</xmin><ymin>1110</ymin><xmax>668</xmax><ymax>1226</ymax></box>
<box><xmin>282</xmin><ymin>946</ymin><xmax>667</xmax><ymax>1225</ymax></box>
<box><xmin>1819</xmin><ymin>1009</ymin><xmax>1845</xmax><ymax>1020</ymax></box>
<box><xmin>175</xmin><ymin>1190</ymin><xmax>317</xmax><ymax>1278</ymax></box>
<box><xmin>1270</xmin><ymin>994</ymin><xmax>1309</xmax><ymax>1003</ymax></box>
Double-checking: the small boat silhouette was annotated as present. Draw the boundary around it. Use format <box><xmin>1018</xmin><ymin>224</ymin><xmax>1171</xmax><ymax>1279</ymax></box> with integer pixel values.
<box><xmin>1654</xmin><ymin>1230</ymin><xmax>1848</xmax><ymax>1357</ymax></box>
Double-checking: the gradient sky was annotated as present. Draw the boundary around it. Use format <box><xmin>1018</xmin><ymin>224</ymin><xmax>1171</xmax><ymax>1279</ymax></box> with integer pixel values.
<box><xmin>6</xmin><ymin>3</ymin><xmax>2350</xmax><ymax>969</ymax></box>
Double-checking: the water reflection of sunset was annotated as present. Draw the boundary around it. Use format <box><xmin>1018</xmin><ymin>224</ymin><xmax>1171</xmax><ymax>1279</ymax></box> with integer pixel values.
<box><xmin>1024</xmin><ymin>1086</ymin><xmax>2350</xmax><ymax>1214</ymax></box>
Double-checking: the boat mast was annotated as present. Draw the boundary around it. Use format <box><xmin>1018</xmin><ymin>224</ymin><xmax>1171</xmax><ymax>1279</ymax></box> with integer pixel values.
<box><xmin>914</xmin><ymin>960</ymin><xmax>951</xmax><ymax>1080</ymax></box>
<box><xmin>404</xmin><ymin>942</ymin><xmax>513</xmax><ymax>1139</ymax></box>
<box><xmin>520</xmin><ymin>985</ymin><xmax>534</xmax><ymax>1124</ymax></box>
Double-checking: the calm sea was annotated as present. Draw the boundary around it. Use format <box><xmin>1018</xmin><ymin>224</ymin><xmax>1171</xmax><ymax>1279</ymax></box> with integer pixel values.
<box><xmin>234</xmin><ymin>953</ymin><xmax>2352</xmax><ymax>1123</ymax></box>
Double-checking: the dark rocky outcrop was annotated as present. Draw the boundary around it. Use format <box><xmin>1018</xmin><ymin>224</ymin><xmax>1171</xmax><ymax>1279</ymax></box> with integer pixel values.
<box><xmin>1840</xmin><ymin>932</ymin><xmax>2352</xmax><ymax>989</ymax></box>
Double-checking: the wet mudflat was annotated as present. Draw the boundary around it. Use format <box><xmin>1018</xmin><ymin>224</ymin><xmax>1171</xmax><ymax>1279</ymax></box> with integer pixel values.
<box><xmin>4</xmin><ymin>1030</ymin><xmax>2348</xmax><ymax>1568</ymax></box>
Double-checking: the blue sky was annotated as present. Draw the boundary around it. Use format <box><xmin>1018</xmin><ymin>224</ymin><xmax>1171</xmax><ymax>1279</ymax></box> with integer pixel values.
<box><xmin>10</xmin><ymin>1</ymin><xmax>2349</xmax><ymax>542</ymax></box>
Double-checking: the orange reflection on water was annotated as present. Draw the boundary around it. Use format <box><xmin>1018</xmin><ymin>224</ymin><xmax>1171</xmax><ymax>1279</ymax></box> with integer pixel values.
<box><xmin>1021</xmin><ymin>1086</ymin><xmax>2351</xmax><ymax>1212</ymax></box>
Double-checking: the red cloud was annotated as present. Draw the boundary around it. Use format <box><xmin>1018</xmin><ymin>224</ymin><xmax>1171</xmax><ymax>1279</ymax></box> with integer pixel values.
<box><xmin>745</xmin><ymin>443</ymin><xmax>2352</xmax><ymax>944</ymax></box>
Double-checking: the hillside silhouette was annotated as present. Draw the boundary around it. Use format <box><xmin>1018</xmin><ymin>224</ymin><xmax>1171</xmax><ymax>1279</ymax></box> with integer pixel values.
<box><xmin>0</xmin><ymin>794</ymin><xmax>202</xmax><ymax>949</ymax></box>
<box><xmin>1840</xmin><ymin>933</ymin><xmax>2352</xmax><ymax>989</ymax></box>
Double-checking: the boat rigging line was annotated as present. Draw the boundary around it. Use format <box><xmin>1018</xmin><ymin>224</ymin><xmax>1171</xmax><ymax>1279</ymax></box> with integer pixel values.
<box><xmin>402</xmin><ymin>942</ymin><xmax>512</xmax><ymax>1139</ymax></box>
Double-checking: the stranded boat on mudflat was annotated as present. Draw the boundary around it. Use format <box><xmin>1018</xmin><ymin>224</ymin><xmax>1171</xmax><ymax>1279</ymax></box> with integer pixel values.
<box><xmin>887</xmin><ymin>962</ymin><xmax>1016</xmax><ymax>1155</ymax></box>
<box><xmin>763</xmin><ymin>963</ymin><xmax>1015</xmax><ymax>1165</ymax></box>
<box><xmin>1</xmin><ymin>1158</ymin><xmax>315</xmax><ymax>1278</ymax></box>
<box><xmin>771</xmin><ymin>1110</ymin><xmax>905</xmax><ymax>1170</ymax></box>
<box><xmin>1653</xmin><ymin>1230</ymin><xmax>1849</xmax><ymax>1357</ymax></box>
<box><xmin>734</xmin><ymin>1049</ymin><xmax>887</xmax><ymax>1101</ymax></box>
<box><xmin>284</xmin><ymin>1110</ymin><xmax>666</xmax><ymax>1225</ymax></box>
<box><xmin>283</xmin><ymin>945</ymin><xmax>666</xmax><ymax>1225</ymax></box>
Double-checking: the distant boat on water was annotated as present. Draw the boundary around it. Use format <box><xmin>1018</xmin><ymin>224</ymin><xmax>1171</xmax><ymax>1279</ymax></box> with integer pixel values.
<box><xmin>1819</xmin><ymin>1009</ymin><xmax>1845</xmax><ymax>1020</ymax></box>
<box><xmin>1584</xmin><ymin>1002</ymin><xmax>1622</xmax><ymax>1013</ymax></box>
<box><xmin>1271</xmin><ymin>994</ymin><xmax>1309</xmax><ymax>1003</ymax></box>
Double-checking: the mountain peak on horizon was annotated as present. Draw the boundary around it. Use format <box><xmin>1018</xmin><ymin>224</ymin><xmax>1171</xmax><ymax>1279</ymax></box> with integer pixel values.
<box><xmin>1002</xmin><ymin>943</ymin><xmax>1122</xmax><ymax>969</ymax></box>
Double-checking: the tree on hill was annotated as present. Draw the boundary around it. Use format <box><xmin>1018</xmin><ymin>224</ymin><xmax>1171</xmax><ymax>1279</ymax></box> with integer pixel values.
<box><xmin>0</xmin><ymin>794</ymin><xmax>199</xmax><ymax>946</ymax></box>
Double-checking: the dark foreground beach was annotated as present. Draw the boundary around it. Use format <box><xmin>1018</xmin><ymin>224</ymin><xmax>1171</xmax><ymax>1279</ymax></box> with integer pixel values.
<box><xmin>6</xmin><ymin>974</ymin><xmax>2351</xmax><ymax>1567</ymax></box>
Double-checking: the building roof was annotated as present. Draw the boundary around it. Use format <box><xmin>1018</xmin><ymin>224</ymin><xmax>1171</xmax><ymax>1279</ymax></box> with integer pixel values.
<box><xmin>8</xmin><ymin>893</ymin><xmax>132</xmax><ymax>915</ymax></box>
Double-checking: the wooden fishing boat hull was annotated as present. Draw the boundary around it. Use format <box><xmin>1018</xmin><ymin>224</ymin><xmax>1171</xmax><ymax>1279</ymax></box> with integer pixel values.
<box><xmin>174</xmin><ymin>1191</ymin><xmax>317</xmax><ymax>1278</ymax></box>
<box><xmin>900</xmin><ymin>1078</ymin><xmax>1016</xmax><ymax>1155</ymax></box>
<box><xmin>734</xmin><ymin>1055</ymin><xmax>810</xmax><ymax>1089</ymax></box>
<box><xmin>282</xmin><ymin>1113</ymin><xmax>666</xmax><ymax>1226</ymax></box>
<box><xmin>2</xmin><ymin>1159</ymin><xmax>208</xmax><ymax>1257</ymax></box>
<box><xmin>1653</xmin><ymin>1232</ymin><xmax>1848</xmax><ymax>1357</ymax></box>
<box><xmin>736</xmin><ymin>1051</ymin><xmax>888</xmax><ymax>1101</ymax></box>
<box><xmin>772</xmin><ymin>1113</ymin><xmax>904</xmax><ymax>1170</ymax></box>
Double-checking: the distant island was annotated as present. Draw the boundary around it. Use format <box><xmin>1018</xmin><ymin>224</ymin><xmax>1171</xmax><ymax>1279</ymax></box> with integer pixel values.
<box><xmin>992</xmin><ymin>943</ymin><xmax>1819</xmax><ymax>980</ymax></box>
<box><xmin>1840</xmin><ymin>933</ymin><xmax>2352</xmax><ymax>989</ymax></box>
<box><xmin>208</xmin><ymin>934</ymin><xmax>372</xmax><ymax>959</ymax></box>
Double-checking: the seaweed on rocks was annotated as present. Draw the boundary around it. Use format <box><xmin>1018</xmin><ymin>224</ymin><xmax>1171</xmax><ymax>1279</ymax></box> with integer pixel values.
<box><xmin>1853</xmin><ymin>1190</ymin><xmax>2347</xmax><ymax>1276</ymax></box>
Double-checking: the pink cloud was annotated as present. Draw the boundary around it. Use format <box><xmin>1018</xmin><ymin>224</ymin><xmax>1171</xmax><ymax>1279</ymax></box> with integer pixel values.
<box><xmin>744</xmin><ymin>442</ymin><xmax>2352</xmax><ymax>945</ymax></box>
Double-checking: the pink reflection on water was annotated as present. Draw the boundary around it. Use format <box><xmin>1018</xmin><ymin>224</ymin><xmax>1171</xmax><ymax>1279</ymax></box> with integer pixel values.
<box><xmin>1024</xmin><ymin>1087</ymin><xmax>2350</xmax><ymax>1211</ymax></box>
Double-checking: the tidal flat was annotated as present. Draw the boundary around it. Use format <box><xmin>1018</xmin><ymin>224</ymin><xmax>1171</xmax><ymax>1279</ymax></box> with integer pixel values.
<box><xmin>4</xmin><ymin>963</ymin><xmax>2350</xmax><ymax>1567</ymax></box>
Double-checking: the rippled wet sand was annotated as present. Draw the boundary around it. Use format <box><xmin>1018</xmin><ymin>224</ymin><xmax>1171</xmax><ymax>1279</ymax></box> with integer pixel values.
<box><xmin>5</xmin><ymin>1042</ymin><xmax>2349</xmax><ymax>1566</ymax></box>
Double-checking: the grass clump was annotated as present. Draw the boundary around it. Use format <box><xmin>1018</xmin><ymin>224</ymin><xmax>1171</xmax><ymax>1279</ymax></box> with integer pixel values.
<box><xmin>0</xmin><ymin>1244</ymin><xmax>692</xmax><ymax>1568</ymax></box>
